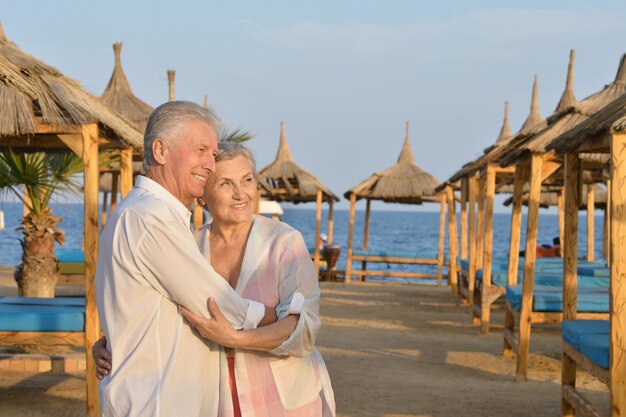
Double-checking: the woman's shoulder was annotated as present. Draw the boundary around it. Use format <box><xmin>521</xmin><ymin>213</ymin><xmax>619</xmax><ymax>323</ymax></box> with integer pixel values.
<box><xmin>253</xmin><ymin>215</ymin><xmax>300</xmax><ymax>240</ymax></box>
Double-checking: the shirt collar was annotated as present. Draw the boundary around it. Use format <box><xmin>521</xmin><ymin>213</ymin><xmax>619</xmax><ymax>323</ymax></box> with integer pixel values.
<box><xmin>134</xmin><ymin>176</ymin><xmax>192</xmax><ymax>223</ymax></box>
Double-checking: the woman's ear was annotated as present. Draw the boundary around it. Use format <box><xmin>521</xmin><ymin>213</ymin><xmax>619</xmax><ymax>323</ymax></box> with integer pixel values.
<box><xmin>152</xmin><ymin>139</ymin><xmax>168</xmax><ymax>165</ymax></box>
<box><xmin>197</xmin><ymin>197</ymin><xmax>207</xmax><ymax>208</ymax></box>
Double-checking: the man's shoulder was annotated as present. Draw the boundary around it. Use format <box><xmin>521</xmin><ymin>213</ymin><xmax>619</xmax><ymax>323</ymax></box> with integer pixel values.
<box><xmin>117</xmin><ymin>188</ymin><xmax>183</xmax><ymax>225</ymax></box>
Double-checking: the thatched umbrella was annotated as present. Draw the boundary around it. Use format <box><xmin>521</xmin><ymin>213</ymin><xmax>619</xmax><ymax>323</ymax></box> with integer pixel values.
<box><xmin>343</xmin><ymin>121</ymin><xmax>446</xmax><ymax>283</ymax></box>
<box><xmin>100</xmin><ymin>42</ymin><xmax>153</xmax><ymax>132</ymax></box>
<box><xmin>0</xmin><ymin>23</ymin><xmax>142</xmax><ymax>416</ymax></box>
<box><xmin>99</xmin><ymin>42</ymin><xmax>152</xmax><ymax>226</ymax></box>
<box><xmin>258</xmin><ymin>122</ymin><xmax>339</xmax><ymax>275</ymax></box>
<box><xmin>502</xmin><ymin>183</ymin><xmax>607</xmax><ymax>208</ymax></box>
<box><xmin>541</xmin><ymin>74</ymin><xmax>626</xmax><ymax>416</ymax></box>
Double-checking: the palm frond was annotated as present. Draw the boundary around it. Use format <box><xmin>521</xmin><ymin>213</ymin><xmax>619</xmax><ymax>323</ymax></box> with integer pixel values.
<box><xmin>219</xmin><ymin>126</ymin><xmax>254</xmax><ymax>143</ymax></box>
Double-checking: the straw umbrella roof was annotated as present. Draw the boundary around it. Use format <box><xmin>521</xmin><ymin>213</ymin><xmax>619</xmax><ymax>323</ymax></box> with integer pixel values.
<box><xmin>100</xmin><ymin>42</ymin><xmax>153</xmax><ymax>132</ymax></box>
<box><xmin>500</xmin><ymin>51</ymin><xmax>626</xmax><ymax>165</ymax></box>
<box><xmin>439</xmin><ymin>76</ymin><xmax>546</xmax><ymax>190</ymax></box>
<box><xmin>547</xmin><ymin>60</ymin><xmax>626</xmax><ymax>155</ymax></box>
<box><xmin>345</xmin><ymin>121</ymin><xmax>440</xmax><ymax>204</ymax></box>
<box><xmin>0</xmin><ymin>24</ymin><xmax>142</xmax><ymax>150</ymax></box>
<box><xmin>258</xmin><ymin>122</ymin><xmax>339</xmax><ymax>203</ymax></box>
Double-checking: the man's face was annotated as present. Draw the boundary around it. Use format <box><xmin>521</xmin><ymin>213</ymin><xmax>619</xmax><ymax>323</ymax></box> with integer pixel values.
<box><xmin>162</xmin><ymin>120</ymin><xmax>218</xmax><ymax>206</ymax></box>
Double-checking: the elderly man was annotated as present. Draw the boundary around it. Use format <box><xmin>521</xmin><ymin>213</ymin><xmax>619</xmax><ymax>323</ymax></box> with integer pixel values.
<box><xmin>96</xmin><ymin>101</ymin><xmax>269</xmax><ymax>417</ymax></box>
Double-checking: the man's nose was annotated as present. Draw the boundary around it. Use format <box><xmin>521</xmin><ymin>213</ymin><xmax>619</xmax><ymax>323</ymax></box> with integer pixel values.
<box><xmin>203</xmin><ymin>153</ymin><xmax>216</xmax><ymax>172</ymax></box>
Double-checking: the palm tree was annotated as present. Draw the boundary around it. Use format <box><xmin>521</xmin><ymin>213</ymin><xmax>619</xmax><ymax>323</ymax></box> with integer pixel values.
<box><xmin>0</xmin><ymin>151</ymin><xmax>83</xmax><ymax>297</ymax></box>
<box><xmin>219</xmin><ymin>126</ymin><xmax>254</xmax><ymax>143</ymax></box>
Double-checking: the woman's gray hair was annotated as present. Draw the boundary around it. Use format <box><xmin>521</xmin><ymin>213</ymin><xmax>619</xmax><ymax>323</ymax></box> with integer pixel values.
<box><xmin>216</xmin><ymin>141</ymin><xmax>258</xmax><ymax>177</ymax></box>
<box><xmin>143</xmin><ymin>101</ymin><xmax>220</xmax><ymax>171</ymax></box>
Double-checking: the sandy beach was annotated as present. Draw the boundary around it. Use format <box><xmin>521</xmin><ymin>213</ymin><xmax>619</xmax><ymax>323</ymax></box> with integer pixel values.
<box><xmin>0</xmin><ymin>272</ymin><xmax>609</xmax><ymax>417</ymax></box>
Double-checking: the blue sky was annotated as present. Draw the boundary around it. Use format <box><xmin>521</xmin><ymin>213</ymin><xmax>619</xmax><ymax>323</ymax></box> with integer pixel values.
<box><xmin>4</xmin><ymin>1</ymin><xmax>626</xmax><ymax>211</ymax></box>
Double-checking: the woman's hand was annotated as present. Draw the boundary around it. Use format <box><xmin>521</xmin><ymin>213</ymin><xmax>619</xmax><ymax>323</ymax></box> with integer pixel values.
<box><xmin>91</xmin><ymin>336</ymin><xmax>112</xmax><ymax>380</ymax></box>
<box><xmin>180</xmin><ymin>298</ymin><xmax>240</xmax><ymax>347</ymax></box>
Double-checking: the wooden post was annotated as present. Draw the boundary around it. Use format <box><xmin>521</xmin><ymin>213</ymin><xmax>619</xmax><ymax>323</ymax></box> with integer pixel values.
<box><xmin>446</xmin><ymin>186</ymin><xmax>459</xmax><ymax>296</ymax></box>
<box><xmin>468</xmin><ymin>175</ymin><xmax>478</xmax><ymax>311</ymax></box>
<box><xmin>361</xmin><ymin>199</ymin><xmax>372</xmax><ymax>274</ymax></box>
<box><xmin>346</xmin><ymin>193</ymin><xmax>357</xmax><ymax>283</ymax></box>
<box><xmin>481</xmin><ymin>164</ymin><xmax>496</xmax><ymax>333</ymax></box>
<box><xmin>563</xmin><ymin>153</ymin><xmax>580</xmax><ymax>322</ymax></box>
<box><xmin>476</xmin><ymin>174</ymin><xmax>486</xmax><ymax>270</ymax></box>
<box><xmin>193</xmin><ymin>200</ymin><xmax>203</xmax><ymax>229</ymax></box>
<box><xmin>327</xmin><ymin>199</ymin><xmax>334</xmax><ymax>244</ymax></box>
<box><xmin>110</xmin><ymin>172</ymin><xmax>119</xmax><ymax>214</ymax></box>
<box><xmin>557</xmin><ymin>188</ymin><xmax>565</xmax><ymax>259</ymax></box>
<box><xmin>561</xmin><ymin>152</ymin><xmax>580</xmax><ymax>417</ymax></box>
<box><xmin>586</xmin><ymin>184</ymin><xmax>595</xmax><ymax>261</ymax></box>
<box><xmin>604</xmin><ymin>179</ymin><xmax>611</xmax><ymax>267</ymax></box>
<box><xmin>461</xmin><ymin>178</ymin><xmax>468</xmax><ymax>260</ymax></box>
<box><xmin>313</xmin><ymin>191</ymin><xmax>322</xmax><ymax>277</ymax></box>
<box><xmin>508</xmin><ymin>164</ymin><xmax>530</xmax><ymax>286</ymax></box>
<box><xmin>437</xmin><ymin>193</ymin><xmax>446</xmax><ymax>286</ymax></box>
<box><xmin>609</xmin><ymin>133</ymin><xmax>626</xmax><ymax>417</ymax></box>
<box><xmin>254</xmin><ymin>189</ymin><xmax>262</xmax><ymax>214</ymax></box>
<box><xmin>119</xmin><ymin>148</ymin><xmax>133</xmax><ymax>198</ymax></box>
<box><xmin>101</xmin><ymin>192</ymin><xmax>109</xmax><ymax>230</ymax></box>
<box><xmin>82</xmin><ymin>123</ymin><xmax>100</xmax><ymax>417</ymax></box>
<box><xmin>516</xmin><ymin>152</ymin><xmax>543</xmax><ymax>381</ymax></box>
<box><xmin>167</xmin><ymin>69</ymin><xmax>176</xmax><ymax>101</ymax></box>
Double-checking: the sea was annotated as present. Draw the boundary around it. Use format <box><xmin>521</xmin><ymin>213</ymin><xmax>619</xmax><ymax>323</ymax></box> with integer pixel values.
<box><xmin>0</xmin><ymin>202</ymin><xmax>606</xmax><ymax>284</ymax></box>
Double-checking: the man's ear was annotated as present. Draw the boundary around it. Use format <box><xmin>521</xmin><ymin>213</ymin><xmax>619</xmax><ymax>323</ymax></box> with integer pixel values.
<box><xmin>152</xmin><ymin>139</ymin><xmax>168</xmax><ymax>165</ymax></box>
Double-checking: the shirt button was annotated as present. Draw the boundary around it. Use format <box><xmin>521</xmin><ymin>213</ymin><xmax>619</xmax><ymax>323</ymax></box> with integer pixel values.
<box><xmin>239</xmin><ymin>395</ymin><xmax>246</xmax><ymax>400</ymax></box>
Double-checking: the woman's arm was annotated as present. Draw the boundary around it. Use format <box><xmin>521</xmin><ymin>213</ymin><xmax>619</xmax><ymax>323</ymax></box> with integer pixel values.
<box><xmin>180</xmin><ymin>298</ymin><xmax>298</xmax><ymax>352</ymax></box>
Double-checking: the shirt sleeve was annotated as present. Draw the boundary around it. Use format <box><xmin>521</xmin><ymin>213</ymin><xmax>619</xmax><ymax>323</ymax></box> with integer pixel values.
<box><xmin>270</xmin><ymin>230</ymin><xmax>322</xmax><ymax>357</ymax></box>
<box><xmin>130</xmin><ymin>212</ymin><xmax>263</xmax><ymax>330</ymax></box>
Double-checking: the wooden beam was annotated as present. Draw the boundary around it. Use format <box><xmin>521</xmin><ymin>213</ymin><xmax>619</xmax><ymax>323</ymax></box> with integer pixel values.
<box><xmin>57</xmin><ymin>134</ymin><xmax>83</xmax><ymax>157</ymax></box>
<box><xmin>481</xmin><ymin>163</ymin><xmax>496</xmax><ymax>333</ymax></box>
<box><xmin>516</xmin><ymin>152</ymin><xmax>543</xmax><ymax>381</ymax></box>
<box><xmin>508</xmin><ymin>164</ymin><xmax>530</xmax><ymax>286</ymax></box>
<box><xmin>587</xmin><ymin>184</ymin><xmax>595</xmax><ymax>261</ymax></box>
<box><xmin>345</xmin><ymin>193</ymin><xmax>357</xmax><ymax>283</ymax></box>
<box><xmin>558</xmin><ymin>188</ymin><xmax>565</xmax><ymax>259</ymax></box>
<box><xmin>460</xmin><ymin>177</ymin><xmax>469</xmax><ymax>260</ymax></box>
<box><xmin>119</xmin><ymin>148</ymin><xmax>133</xmax><ymax>198</ymax></box>
<box><xmin>609</xmin><ymin>132</ymin><xmax>626</xmax><ymax>417</ymax></box>
<box><xmin>82</xmin><ymin>123</ymin><xmax>100</xmax><ymax>417</ymax></box>
<box><xmin>606</xmin><ymin>179</ymin><xmax>611</xmax><ymax>266</ymax></box>
<box><xmin>437</xmin><ymin>193</ymin><xmax>446</xmax><ymax>286</ymax></box>
<box><xmin>314</xmin><ymin>190</ymin><xmax>322</xmax><ymax>277</ymax></box>
<box><xmin>476</xmin><ymin>173</ymin><xmax>485</xmax><ymax>270</ymax></box>
<box><xmin>446</xmin><ymin>186</ymin><xmax>459</xmax><ymax>296</ymax></box>
<box><xmin>563</xmin><ymin>154</ymin><xmax>580</xmax><ymax>321</ymax></box>
<box><xmin>361</xmin><ymin>199</ymin><xmax>372</xmax><ymax>274</ymax></box>
<box><xmin>110</xmin><ymin>173</ymin><xmax>119</xmax><ymax>214</ymax></box>
<box><xmin>327</xmin><ymin>199</ymin><xmax>334</xmax><ymax>244</ymax></box>
<box><xmin>468</xmin><ymin>175</ymin><xmax>478</xmax><ymax>311</ymax></box>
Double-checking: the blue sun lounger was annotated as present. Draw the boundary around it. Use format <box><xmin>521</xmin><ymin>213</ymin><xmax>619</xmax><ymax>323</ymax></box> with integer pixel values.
<box><xmin>0</xmin><ymin>297</ymin><xmax>85</xmax><ymax>346</ymax></box>
<box><xmin>56</xmin><ymin>250</ymin><xmax>86</xmax><ymax>285</ymax></box>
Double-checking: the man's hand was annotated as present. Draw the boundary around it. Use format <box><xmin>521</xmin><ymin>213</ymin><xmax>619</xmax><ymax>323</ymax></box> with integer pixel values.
<box><xmin>91</xmin><ymin>336</ymin><xmax>112</xmax><ymax>380</ymax></box>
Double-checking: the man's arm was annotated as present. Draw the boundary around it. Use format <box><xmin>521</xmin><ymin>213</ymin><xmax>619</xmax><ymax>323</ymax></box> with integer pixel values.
<box><xmin>181</xmin><ymin>298</ymin><xmax>297</xmax><ymax>352</ymax></box>
<box><xmin>131</xmin><ymin>214</ymin><xmax>264</xmax><ymax>330</ymax></box>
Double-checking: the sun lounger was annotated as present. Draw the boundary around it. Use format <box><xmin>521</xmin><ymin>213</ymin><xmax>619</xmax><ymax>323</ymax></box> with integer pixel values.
<box><xmin>0</xmin><ymin>297</ymin><xmax>85</xmax><ymax>346</ymax></box>
<box><xmin>561</xmin><ymin>320</ymin><xmax>610</xmax><ymax>415</ymax></box>
<box><xmin>503</xmin><ymin>284</ymin><xmax>609</xmax><ymax>381</ymax></box>
<box><xmin>56</xmin><ymin>250</ymin><xmax>86</xmax><ymax>285</ymax></box>
<box><xmin>347</xmin><ymin>249</ymin><xmax>448</xmax><ymax>284</ymax></box>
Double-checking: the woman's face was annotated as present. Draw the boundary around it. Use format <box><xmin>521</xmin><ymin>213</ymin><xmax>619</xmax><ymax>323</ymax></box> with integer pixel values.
<box><xmin>202</xmin><ymin>154</ymin><xmax>257</xmax><ymax>226</ymax></box>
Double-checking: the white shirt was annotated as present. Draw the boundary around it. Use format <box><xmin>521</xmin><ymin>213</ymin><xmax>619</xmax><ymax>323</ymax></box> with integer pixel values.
<box><xmin>196</xmin><ymin>216</ymin><xmax>336</xmax><ymax>416</ymax></box>
<box><xmin>96</xmin><ymin>176</ymin><xmax>265</xmax><ymax>417</ymax></box>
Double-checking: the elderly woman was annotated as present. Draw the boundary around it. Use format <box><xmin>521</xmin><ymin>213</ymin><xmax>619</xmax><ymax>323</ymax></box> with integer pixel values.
<box><xmin>95</xmin><ymin>142</ymin><xmax>335</xmax><ymax>417</ymax></box>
